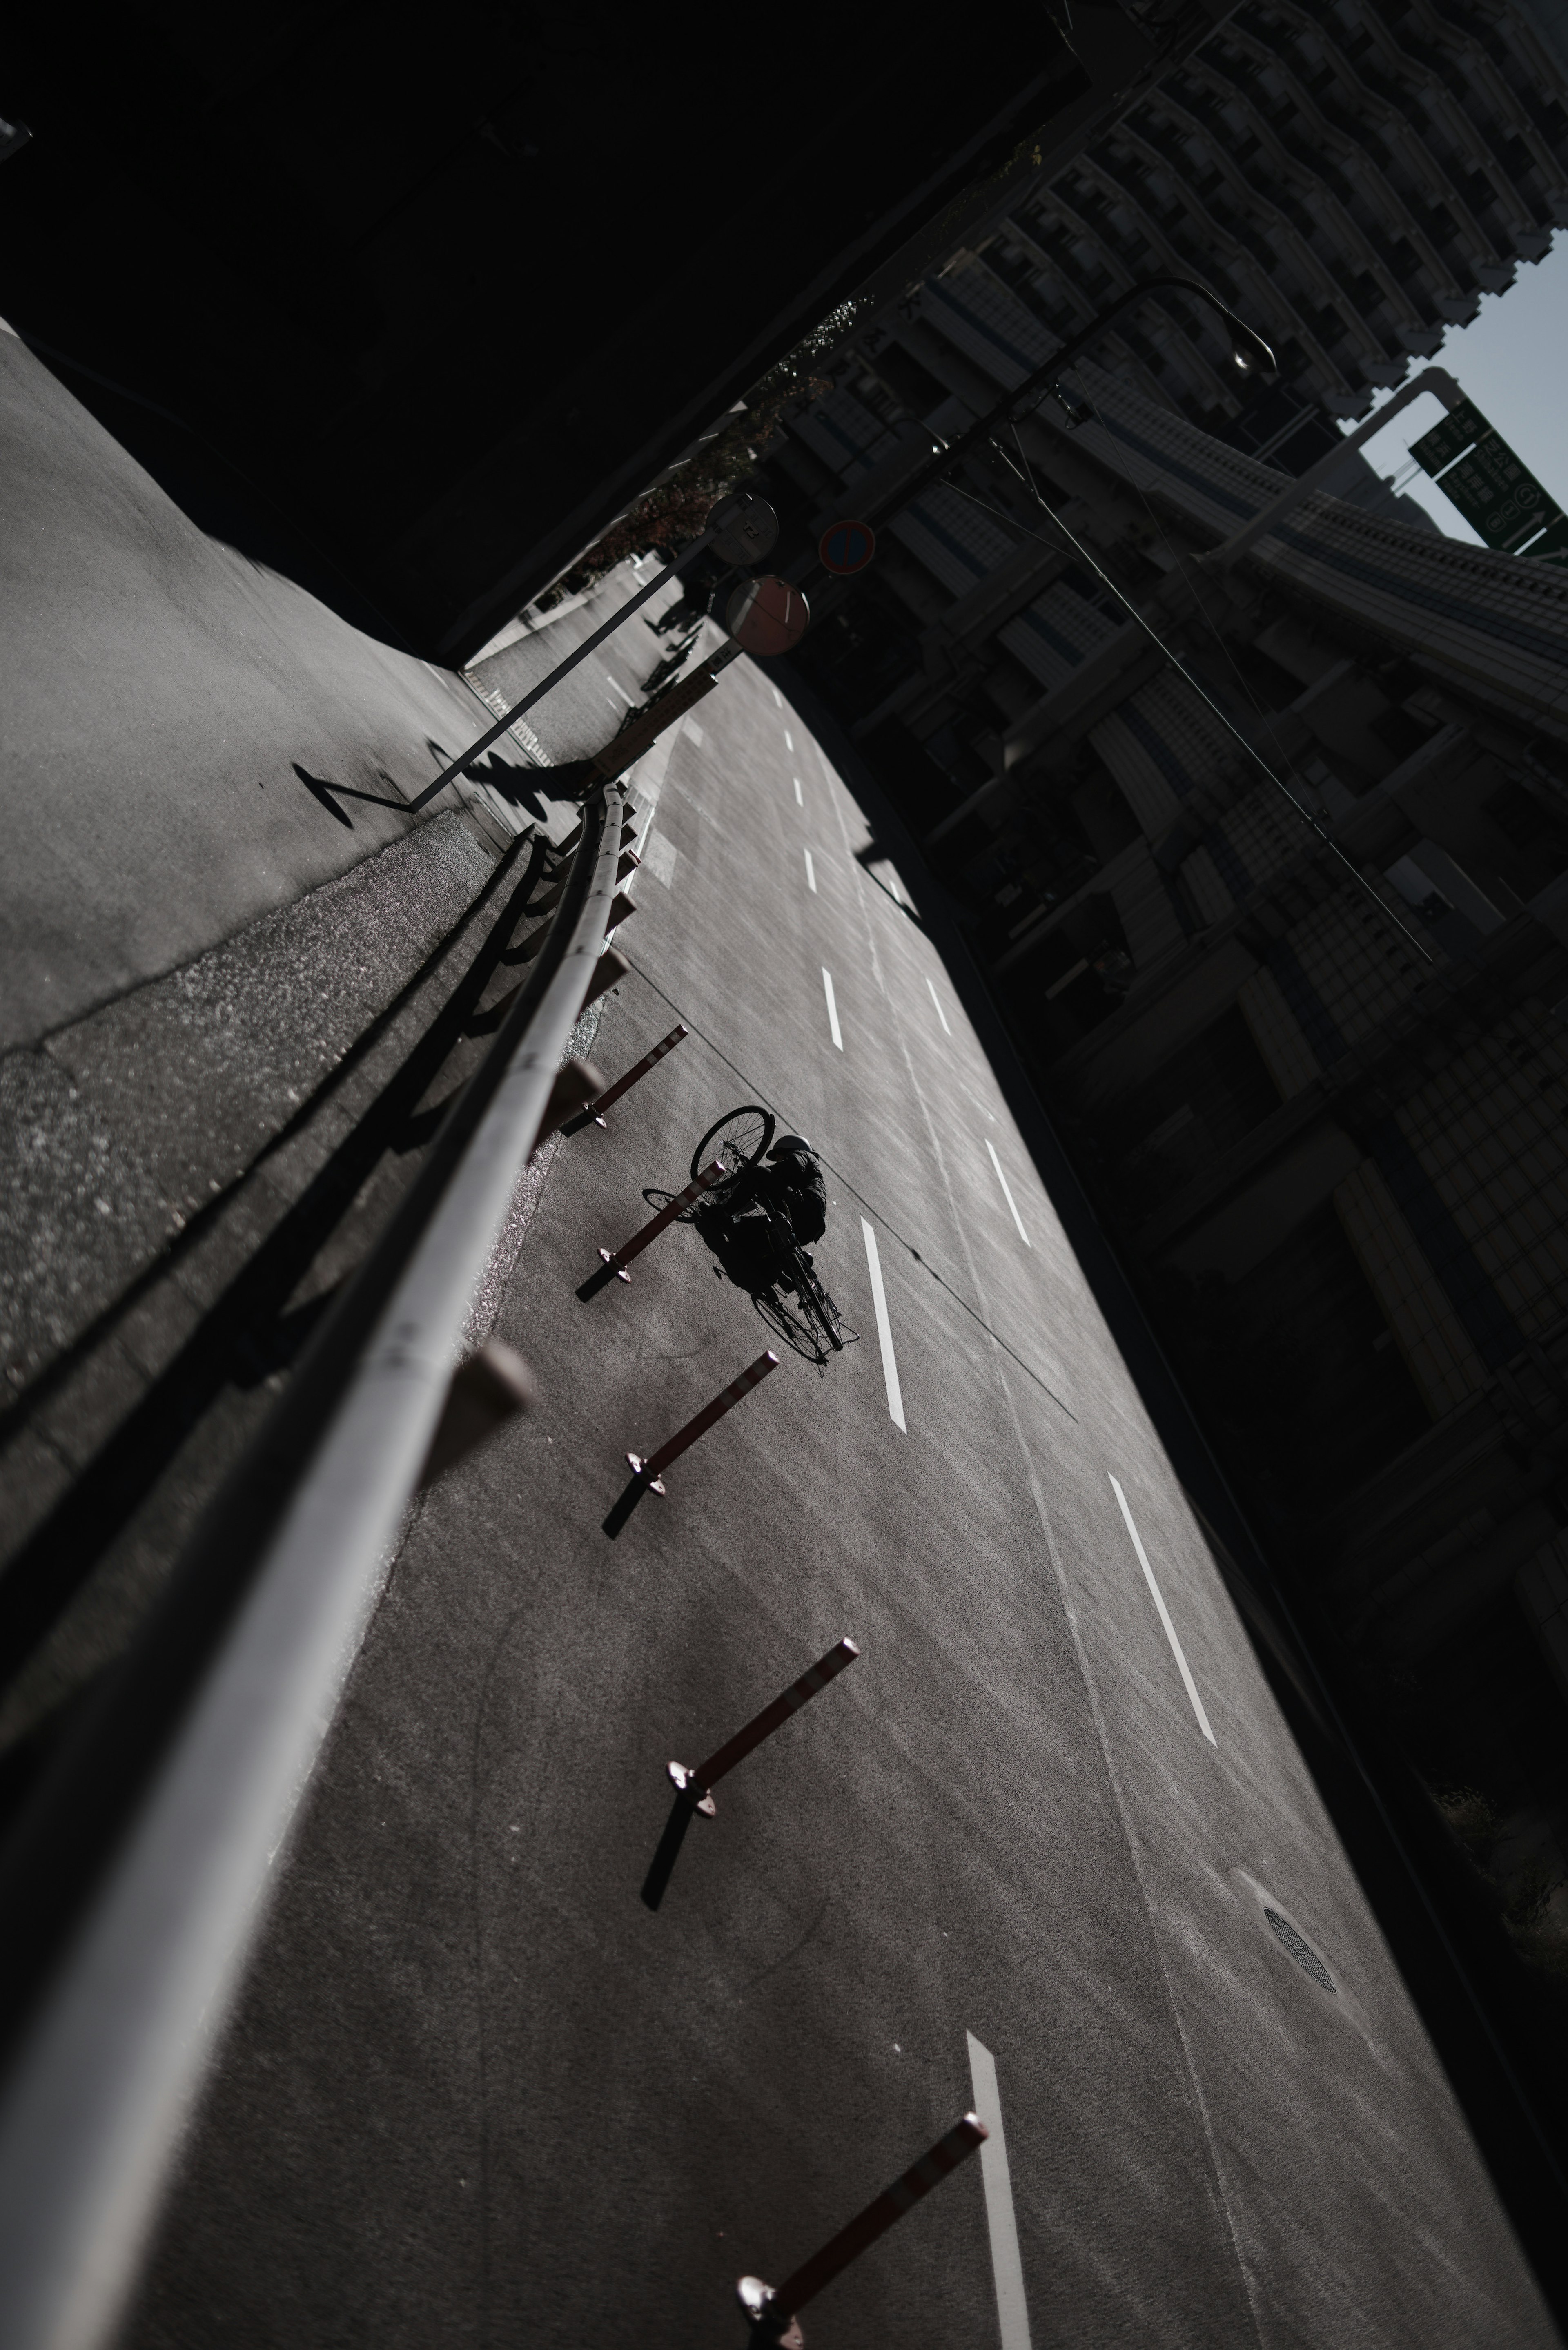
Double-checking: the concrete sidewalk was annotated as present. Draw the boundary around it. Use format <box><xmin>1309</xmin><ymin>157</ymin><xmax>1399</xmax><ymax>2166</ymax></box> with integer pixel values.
<box><xmin>0</xmin><ymin>328</ymin><xmax>529</xmax><ymax>1051</ymax></box>
<box><xmin>0</xmin><ymin>332</ymin><xmax>688</xmax><ymax>1431</ymax></box>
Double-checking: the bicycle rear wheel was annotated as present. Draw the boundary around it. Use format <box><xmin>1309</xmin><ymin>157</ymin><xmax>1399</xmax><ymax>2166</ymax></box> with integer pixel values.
<box><xmin>796</xmin><ymin>1263</ymin><xmax>845</xmax><ymax>1353</ymax></box>
<box><xmin>692</xmin><ymin>1104</ymin><xmax>775</xmax><ymax>1187</ymax></box>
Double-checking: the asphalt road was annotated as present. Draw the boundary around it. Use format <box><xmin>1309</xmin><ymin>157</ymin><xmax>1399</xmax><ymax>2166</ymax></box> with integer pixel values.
<box><xmin>123</xmin><ymin>649</ymin><xmax>1556</xmax><ymax>2348</ymax></box>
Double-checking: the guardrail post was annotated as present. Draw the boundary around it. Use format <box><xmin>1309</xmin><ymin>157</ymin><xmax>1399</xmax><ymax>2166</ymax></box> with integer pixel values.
<box><xmin>737</xmin><ymin>2116</ymin><xmax>988</xmax><ymax>2343</ymax></box>
<box><xmin>419</xmin><ymin>1340</ymin><xmax>536</xmax><ymax>1487</ymax></box>
<box><xmin>582</xmin><ymin>948</ymin><xmax>629</xmax><ymax>1010</ymax></box>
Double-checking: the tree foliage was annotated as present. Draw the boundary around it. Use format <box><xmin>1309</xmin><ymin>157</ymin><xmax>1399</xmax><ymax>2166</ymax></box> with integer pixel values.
<box><xmin>547</xmin><ymin>302</ymin><xmax>866</xmax><ymax>600</ymax></box>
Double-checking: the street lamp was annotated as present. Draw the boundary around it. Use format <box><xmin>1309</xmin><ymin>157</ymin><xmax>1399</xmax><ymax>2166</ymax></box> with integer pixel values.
<box><xmin>808</xmin><ymin>275</ymin><xmax>1276</xmax><ymax>582</ymax></box>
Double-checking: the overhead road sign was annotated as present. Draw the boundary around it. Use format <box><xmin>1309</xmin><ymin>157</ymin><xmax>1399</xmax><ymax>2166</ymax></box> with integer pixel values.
<box><xmin>1523</xmin><ymin>516</ymin><xmax>1568</xmax><ymax>571</ymax></box>
<box><xmin>1409</xmin><ymin>399</ymin><xmax>1490</xmax><ymax>477</ymax></box>
<box><xmin>1436</xmin><ymin>444</ymin><xmax>1552</xmax><ymax>552</ymax></box>
<box><xmin>1411</xmin><ymin>394</ymin><xmax>1563</xmax><ymax>557</ymax></box>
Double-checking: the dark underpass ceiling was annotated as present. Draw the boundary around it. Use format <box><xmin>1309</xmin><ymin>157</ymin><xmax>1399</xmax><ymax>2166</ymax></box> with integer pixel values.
<box><xmin>0</xmin><ymin>2</ymin><xmax>1152</xmax><ymax>657</ymax></box>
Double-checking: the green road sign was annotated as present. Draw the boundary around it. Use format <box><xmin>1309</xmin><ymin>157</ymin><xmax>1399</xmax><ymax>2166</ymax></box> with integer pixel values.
<box><xmin>1523</xmin><ymin>516</ymin><xmax>1568</xmax><ymax>571</ymax></box>
<box><xmin>1438</xmin><ymin>443</ymin><xmax>1557</xmax><ymax>552</ymax></box>
<box><xmin>1408</xmin><ymin>391</ymin><xmax>1561</xmax><ymax>553</ymax></box>
<box><xmin>1410</xmin><ymin>398</ymin><xmax>1490</xmax><ymax>476</ymax></box>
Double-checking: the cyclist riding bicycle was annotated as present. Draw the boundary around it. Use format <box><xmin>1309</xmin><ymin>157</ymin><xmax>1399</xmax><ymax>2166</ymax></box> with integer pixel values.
<box><xmin>700</xmin><ymin>1134</ymin><xmax>827</xmax><ymax>1293</ymax></box>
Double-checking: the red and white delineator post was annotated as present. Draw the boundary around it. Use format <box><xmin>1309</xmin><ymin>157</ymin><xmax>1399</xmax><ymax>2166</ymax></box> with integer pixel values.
<box><xmin>584</xmin><ymin>1022</ymin><xmax>689</xmax><ymax>1127</ymax></box>
<box><xmin>639</xmin><ymin>1638</ymin><xmax>859</xmax><ymax>1912</ymax></box>
<box><xmin>597</xmin><ymin>1158</ymin><xmax>726</xmax><ymax>1283</ymax></box>
<box><xmin>738</xmin><ymin>2114</ymin><xmax>989</xmax><ymax>2343</ymax></box>
<box><xmin>627</xmin><ymin>1350</ymin><xmax>779</xmax><ymax>1493</ymax></box>
<box><xmin>668</xmin><ymin>1638</ymin><xmax>860</xmax><ymax>1817</ymax></box>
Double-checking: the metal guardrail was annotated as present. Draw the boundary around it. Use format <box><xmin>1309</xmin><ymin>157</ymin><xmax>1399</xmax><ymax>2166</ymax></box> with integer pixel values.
<box><xmin>0</xmin><ymin>778</ymin><xmax>630</xmax><ymax>2350</ymax></box>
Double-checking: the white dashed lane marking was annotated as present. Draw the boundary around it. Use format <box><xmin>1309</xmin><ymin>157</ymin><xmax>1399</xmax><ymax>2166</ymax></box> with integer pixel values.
<box><xmin>821</xmin><ymin>967</ymin><xmax>843</xmax><ymax>1049</ymax></box>
<box><xmin>985</xmin><ymin>1140</ymin><xmax>1031</xmax><ymax>1247</ymax></box>
<box><xmin>1108</xmin><ymin>1475</ymin><xmax>1216</xmax><ymax>1745</ymax></box>
<box><xmin>784</xmin><ymin>727</ymin><xmax>794</xmax><ymax>751</ymax></box>
<box><xmin>967</xmin><ymin>2033</ymin><xmax>1033</xmax><ymax>2350</ymax></box>
<box><xmin>804</xmin><ymin>849</ymin><xmax>817</xmax><ymax>894</ymax></box>
<box><xmin>862</xmin><ymin>1220</ymin><xmax>906</xmax><ymax>1431</ymax></box>
<box><xmin>685</xmin><ymin>720</ymin><xmax>704</xmax><ymax>747</ymax></box>
<box><xmin>926</xmin><ymin>977</ymin><xmax>951</xmax><ymax>1035</ymax></box>
<box><xmin>793</xmin><ymin>776</ymin><xmax>803</xmax><ymax>805</ymax></box>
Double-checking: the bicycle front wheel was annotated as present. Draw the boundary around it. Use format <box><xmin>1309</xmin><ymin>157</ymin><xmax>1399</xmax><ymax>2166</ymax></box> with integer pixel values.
<box><xmin>692</xmin><ymin>1104</ymin><xmax>775</xmax><ymax>1187</ymax></box>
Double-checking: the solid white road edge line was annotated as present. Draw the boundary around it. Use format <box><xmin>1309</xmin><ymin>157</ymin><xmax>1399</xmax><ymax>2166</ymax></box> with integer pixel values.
<box><xmin>804</xmin><ymin>849</ymin><xmax>817</xmax><ymax>893</ymax></box>
<box><xmin>985</xmin><ymin>1140</ymin><xmax>1031</xmax><ymax>1247</ymax></box>
<box><xmin>861</xmin><ymin>1220</ymin><xmax>906</xmax><ymax>1431</ymax></box>
<box><xmin>1108</xmin><ymin>1475</ymin><xmax>1217</xmax><ymax>1745</ymax></box>
<box><xmin>967</xmin><ymin>2033</ymin><xmax>1033</xmax><ymax>2350</ymax></box>
<box><xmin>926</xmin><ymin>975</ymin><xmax>952</xmax><ymax>1034</ymax></box>
<box><xmin>822</xmin><ymin>967</ymin><xmax>843</xmax><ymax>1050</ymax></box>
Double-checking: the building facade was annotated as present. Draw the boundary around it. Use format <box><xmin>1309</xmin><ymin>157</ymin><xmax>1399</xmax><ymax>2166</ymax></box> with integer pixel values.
<box><xmin>762</xmin><ymin>206</ymin><xmax>1568</xmax><ymax>1953</ymax></box>
<box><xmin>984</xmin><ymin>0</ymin><xmax>1568</xmax><ymax>464</ymax></box>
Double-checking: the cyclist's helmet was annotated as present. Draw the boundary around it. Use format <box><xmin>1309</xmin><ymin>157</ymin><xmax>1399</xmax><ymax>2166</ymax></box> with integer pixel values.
<box><xmin>769</xmin><ymin>1134</ymin><xmax>813</xmax><ymax>1159</ymax></box>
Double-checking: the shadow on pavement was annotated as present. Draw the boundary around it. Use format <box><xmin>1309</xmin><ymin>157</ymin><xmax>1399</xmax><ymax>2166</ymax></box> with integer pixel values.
<box><xmin>639</xmin><ymin>1793</ymin><xmax>697</xmax><ymax>1910</ymax></box>
<box><xmin>293</xmin><ymin>749</ymin><xmax>592</xmax><ymax>831</ymax></box>
<box><xmin>602</xmin><ymin>1473</ymin><xmax>653</xmax><ymax>1541</ymax></box>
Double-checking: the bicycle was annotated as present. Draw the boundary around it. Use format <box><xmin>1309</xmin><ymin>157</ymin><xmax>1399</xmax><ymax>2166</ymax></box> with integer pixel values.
<box><xmin>688</xmin><ymin>1108</ymin><xmax>852</xmax><ymax>1367</ymax></box>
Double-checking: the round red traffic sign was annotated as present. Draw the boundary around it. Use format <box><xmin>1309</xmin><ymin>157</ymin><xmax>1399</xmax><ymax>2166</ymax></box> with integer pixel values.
<box><xmin>725</xmin><ymin>575</ymin><xmax>811</xmax><ymax>657</ymax></box>
<box><xmin>818</xmin><ymin>518</ymin><xmax>876</xmax><ymax>575</ymax></box>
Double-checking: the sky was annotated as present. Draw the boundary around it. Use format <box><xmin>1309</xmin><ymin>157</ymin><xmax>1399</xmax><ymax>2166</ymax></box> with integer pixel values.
<box><xmin>1350</xmin><ymin>237</ymin><xmax>1568</xmax><ymax>542</ymax></box>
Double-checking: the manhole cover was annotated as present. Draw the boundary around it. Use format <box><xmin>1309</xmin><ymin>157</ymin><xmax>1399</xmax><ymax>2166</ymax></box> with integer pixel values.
<box><xmin>1265</xmin><ymin>1908</ymin><xmax>1335</xmax><ymax>1992</ymax></box>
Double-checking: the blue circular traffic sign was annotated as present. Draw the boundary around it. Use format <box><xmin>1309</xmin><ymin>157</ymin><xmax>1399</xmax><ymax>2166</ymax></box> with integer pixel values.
<box><xmin>818</xmin><ymin>518</ymin><xmax>877</xmax><ymax>575</ymax></box>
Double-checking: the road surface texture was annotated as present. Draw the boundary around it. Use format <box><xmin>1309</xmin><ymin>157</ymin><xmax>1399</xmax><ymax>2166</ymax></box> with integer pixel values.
<box><xmin>121</xmin><ymin>657</ymin><xmax>1555</xmax><ymax>2348</ymax></box>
